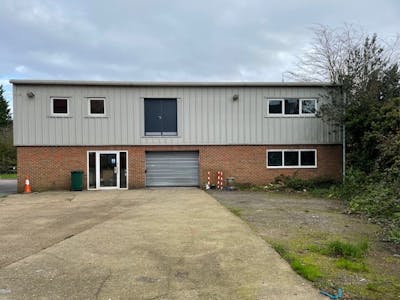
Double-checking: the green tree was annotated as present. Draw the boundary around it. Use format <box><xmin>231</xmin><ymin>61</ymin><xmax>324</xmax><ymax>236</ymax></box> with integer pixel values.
<box><xmin>291</xmin><ymin>25</ymin><xmax>400</xmax><ymax>243</ymax></box>
<box><xmin>0</xmin><ymin>85</ymin><xmax>11</xmax><ymax>127</ymax></box>
<box><xmin>0</xmin><ymin>124</ymin><xmax>16</xmax><ymax>173</ymax></box>
<box><xmin>291</xmin><ymin>25</ymin><xmax>400</xmax><ymax>174</ymax></box>
<box><xmin>0</xmin><ymin>85</ymin><xmax>15</xmax><ymax>172</ymax></box>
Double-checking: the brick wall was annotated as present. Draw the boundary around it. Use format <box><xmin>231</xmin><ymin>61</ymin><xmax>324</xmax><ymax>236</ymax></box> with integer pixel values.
<box><xmin>17</xmin><ymin>145</ymin><xmax>342</xmax><ymax>192</ymax></box>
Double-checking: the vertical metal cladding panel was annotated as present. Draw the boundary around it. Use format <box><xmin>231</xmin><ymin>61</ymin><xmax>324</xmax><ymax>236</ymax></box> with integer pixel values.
<box><xmin>13</xmin><ymin>84</ymin><xmax>342</xmax><ymax>146</ymax></box>
<box><xmin>145</xmin><ymin>151</ymin><xmax>199</xmax><ymax>187</ymax></box>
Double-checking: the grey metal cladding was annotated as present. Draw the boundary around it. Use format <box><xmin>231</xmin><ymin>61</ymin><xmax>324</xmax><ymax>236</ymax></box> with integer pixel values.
<box><xmin>12</xmin><ymin>83</ymin><xmax>342</xmax><ymax>146</ymax></box>
<box><xmin>145</xmin><ymin>151</ymin><xmax>199</xmax><ymax>187</ymax></box>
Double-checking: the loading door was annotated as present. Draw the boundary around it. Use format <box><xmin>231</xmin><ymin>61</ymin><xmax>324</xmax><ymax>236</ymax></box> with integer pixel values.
<box><xmin>145</xmin><ymin>151</ymin><xmax>199</xmax><ymax>187</ymax></box>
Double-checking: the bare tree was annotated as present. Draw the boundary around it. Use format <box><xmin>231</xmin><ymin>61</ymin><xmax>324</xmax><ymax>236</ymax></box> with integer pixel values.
<box><xmin>288</xmin><ymin>24</ymin><xmax>400</xmax><ymax>84</ymax></box>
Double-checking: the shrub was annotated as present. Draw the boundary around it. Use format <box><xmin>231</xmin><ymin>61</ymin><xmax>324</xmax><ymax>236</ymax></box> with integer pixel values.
<box><xmin>274</xmin><ymin>174</ymin><xmax>338</xmax><ymax>191</ymax></box>
<box><xmin>334</xmin><ymin>168</ymin><xmax>400</xmax><ymax>243</ymax></box>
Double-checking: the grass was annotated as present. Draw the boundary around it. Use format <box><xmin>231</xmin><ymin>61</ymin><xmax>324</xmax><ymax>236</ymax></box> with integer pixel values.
<box><xmin>326</xmin><ymin>240</ymin><xmax>368</xmax><ymax>259</ymax></box>
<box><xmin>336</xmin><ymin>258</ymin><xmax>368</xmax><ymax>272</ymax></box>
<box><xmin>212</xmin><ymin>190</ymin><xmax>400</xmax><ymax>300</ymax></box>
<box><xmin>0</xmin><ymin>173</ymin><xmax>17</xmax><ymax>179</ymax></box>
<box><xmin>271</xmin><ymin>243</ymin><xmax>322</xmax><ymax>282</ymax></box>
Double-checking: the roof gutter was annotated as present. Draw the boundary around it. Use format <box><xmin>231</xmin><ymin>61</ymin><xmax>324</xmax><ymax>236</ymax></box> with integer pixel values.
<box><xmin>9</xmin><ymin>79</ymin><xmax>341</xmax><ymax>88</ymax></box>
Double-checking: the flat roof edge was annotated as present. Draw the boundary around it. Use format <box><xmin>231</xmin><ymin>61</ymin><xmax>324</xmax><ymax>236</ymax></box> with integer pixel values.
<box><xmin>9</xmin><ymin>79</ymin><xmax>340</xmax><ymax>88</ymax></box>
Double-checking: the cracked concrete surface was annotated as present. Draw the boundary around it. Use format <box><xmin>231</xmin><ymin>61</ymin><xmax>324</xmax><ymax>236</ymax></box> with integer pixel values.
<box><xmin>0</xmin><ymin>188</ymin><xmax>323</xmax><ymax>299</ymax></box>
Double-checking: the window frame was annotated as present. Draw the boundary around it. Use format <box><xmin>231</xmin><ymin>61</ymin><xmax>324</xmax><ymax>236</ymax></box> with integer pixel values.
<box><xmin>87</xmin><ymin>97</ymin><xmax>106</xmax><ymax>117</ymax></box>
<box><xmin>266</xmin><ymin>149</ymin><xmax>317</xmax><ymax>168</ymax></box>
<box><xmin>50</xmin><ymin>97</ymin><xmax>70</xmax><ymax>117</ymax></box>
<box><xmin>266</xmin><ymin>98</ymin><xmax>317</xmax><ymax>117</ymax></box>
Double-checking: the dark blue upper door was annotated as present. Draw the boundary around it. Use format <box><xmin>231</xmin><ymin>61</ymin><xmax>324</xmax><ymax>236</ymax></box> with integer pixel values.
<box><xmin>145</xmin><ymin>99</ymin><xmax>177</xmax><ymax>136</ymax></box>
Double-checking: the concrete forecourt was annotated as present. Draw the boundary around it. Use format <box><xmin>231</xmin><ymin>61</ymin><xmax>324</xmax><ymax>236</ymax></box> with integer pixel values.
<box><xmin>0</xmin><ymin>188</ymin><xmax>323</xmax><ymax>299</ymax></box>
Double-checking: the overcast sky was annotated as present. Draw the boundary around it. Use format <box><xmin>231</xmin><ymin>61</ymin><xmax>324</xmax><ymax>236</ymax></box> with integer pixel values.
<box><xmin>1</xmin><ymin>0</ymin><xmax>400</xmax><ymax>110</ymax></box>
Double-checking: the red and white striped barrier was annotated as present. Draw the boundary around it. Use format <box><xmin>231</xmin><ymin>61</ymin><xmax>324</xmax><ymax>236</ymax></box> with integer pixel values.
<box><xmin>206</xmin><ymin>171</ymin><xmax>211</xmax><ymax>189</ymax></box>
<box><xmin>216</xmin><ymin>171</ymin><xmax>224</xmax><ymax>190</ymax></box>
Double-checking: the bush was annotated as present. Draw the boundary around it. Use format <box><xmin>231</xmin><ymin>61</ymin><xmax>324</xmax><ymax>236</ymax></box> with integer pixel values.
<box><xmin>337</xmin><ymin>169</ymin><xmax>369</xmax><ymax>202</ymax></box>
<box><xmin>274</xmin><ymin>174</ymin><xmax>338</xmax><ymax>191</ymax></box>
<box><xmin>333</xmin><ymin>169</ymin><xmax>400</xmax><ymax>244</ymax></box>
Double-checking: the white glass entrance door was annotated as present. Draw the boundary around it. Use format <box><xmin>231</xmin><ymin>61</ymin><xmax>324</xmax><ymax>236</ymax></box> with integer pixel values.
<box><xmin>100</xmin><ymin>153</ymin><xmax>118</xmax><ymax>188</ymax></box>
<box><xmin>87</xmin><ymin>151</ymin><xmax>128</xmax><ymax>190</ymax></box>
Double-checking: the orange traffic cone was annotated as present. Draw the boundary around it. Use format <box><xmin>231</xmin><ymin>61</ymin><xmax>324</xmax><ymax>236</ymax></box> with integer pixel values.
<box><xmin>24</xmin><ymin>176</ymin><xmax>32</xmax><ymax>193</ymax></box>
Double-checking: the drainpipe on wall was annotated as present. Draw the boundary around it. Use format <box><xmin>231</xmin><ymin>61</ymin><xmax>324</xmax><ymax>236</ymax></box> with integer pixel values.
<box><xmin>342</xmin><ymin>89</ymin><xmax>346</xmax><ymax>182</ymax></box>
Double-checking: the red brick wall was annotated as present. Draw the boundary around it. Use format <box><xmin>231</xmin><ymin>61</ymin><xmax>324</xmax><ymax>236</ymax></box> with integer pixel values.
<box><xmin>17</xmin><ymin>145</ymin><xmax>342</xmax><ymax>192</ymax></box>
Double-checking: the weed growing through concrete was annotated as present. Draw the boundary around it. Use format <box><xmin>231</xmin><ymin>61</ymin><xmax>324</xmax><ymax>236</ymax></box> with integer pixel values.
<box><xmin>227</xmin><ymin>207</ymin><xmax>242</xmax><ymax>217</ymax></box>
<box><xmin>271</xmin><ymin>243</ymin><xmax>322</xmax><ymax>282</ymax></box>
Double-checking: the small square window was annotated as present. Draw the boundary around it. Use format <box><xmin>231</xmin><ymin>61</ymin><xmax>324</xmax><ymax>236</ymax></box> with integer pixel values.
<box><xmin>301</xmin><ymin>99</ymin><xmax>316</xmax><ymax>114</ymax></box>
<box><xmin>52</xmin><ymin>98</ymin><xmax>68</xmax><ymax>115</ymax></box>
<box><xmin>89</xmin><ymin>99</ymin><xmax>105</xmax><ymax>115</ymax></box>
<box><xmin>284</xmin><ymin>151</ymin><xmax>299</xmax><ymax>166</ymax></box>
<box><xmin>301</xmin><ymin>151</ymin><xmax>316</xmax><ymax>166</ymax></box>
<box><xmin>284</xmin><ymin>99</ymin><xmax>299</xmax><ymax>115</ymax></box>
<box><xmin>268</xmin><ymin>100</ymin><xmax>282</xmax><ymax>114</ymax></box>
<box><xmin>268</xmin><ymin>151</ymin><xmax>282</xmax><ymax>166</ymax></box>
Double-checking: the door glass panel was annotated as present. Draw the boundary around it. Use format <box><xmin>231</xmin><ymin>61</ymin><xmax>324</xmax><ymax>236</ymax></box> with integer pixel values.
<box><xmin>145</xmin><ymin>99</ymin><xmax>162</xmax><ymax>135</ymax></box>
<box><xmin>161</xmin><ymin>99</ymin><xmax>177</xmax><ymax>135</ymax></box>
<box><xmin>89</xmin><ymin>152</ymin><xmax>96</xmax><ymax>188</ymax></box>
<box><xmin>100</xmin><ymin>154</ymin><xmax>117</xmax><ymax>187</ymax></box>
<box><xmin>120</xmin><ymin>152</ymin><xmax>127</xmax><ymax>188</ymax></box>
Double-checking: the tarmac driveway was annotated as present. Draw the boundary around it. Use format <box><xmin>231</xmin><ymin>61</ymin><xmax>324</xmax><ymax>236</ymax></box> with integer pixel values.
<box><xmin>0</xmin><ymin>189</ymin><xmax>323</xmax><ymax>300</ymax></box>
<box><xmin>0</xmin><ymin>179</ymin><xmax>17</xmax><ymax>196</ymax></box>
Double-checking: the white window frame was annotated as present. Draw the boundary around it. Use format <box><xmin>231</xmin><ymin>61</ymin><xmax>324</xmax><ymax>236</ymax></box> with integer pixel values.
<box><xmin>86</xmin><ymin>150</ymin><xmax>128</xmax><ymax>190</ymax></box>
<box><xmin>266</xmin><ymin>98</ymin><xmax>317</xmax><ymax>117</ymax></box>
<box><xmin>50</xmin><ymin>97</ymin><xmax>70</xmax><ymax>116</ymax></box>
<box><xmin>88</xmin><ymin>97</ymin><xmax>106</xmax><ymax>117</ymax></box>
<box><xmin>267</xmin><ymin>99</ymin><xmax>284</xmax><ymax>116</ymax></box>
<box><xmin>266</xmin><ymin>149</ymin><xmax>317</xmax><ymax>168</ymax></box>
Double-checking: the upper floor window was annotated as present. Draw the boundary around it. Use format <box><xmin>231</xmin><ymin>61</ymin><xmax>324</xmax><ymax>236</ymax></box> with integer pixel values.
<box><xmin>51</xmin><ymin>97</ymin><xmax>69</xmax><ymax>116</ymax></box>
<box><xmin>88</xmin><ymin>98</ymin><xmax>105</xmax><ymax>116</ymax></box>
<box><xmin>144</xmin><ymin>98</ymin><xmax>177</xmax><ymax>136</ymax></box>
<box><xmin>267</xmin><ymin>98</ymin><xmax>316</xmax><ymax>116</ymax></box>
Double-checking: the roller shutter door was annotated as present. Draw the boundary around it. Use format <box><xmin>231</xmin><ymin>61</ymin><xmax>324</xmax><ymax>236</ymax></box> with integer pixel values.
<box><xmin>146</xmin><ymin>151</ymin><xmax>199</xmax><ymax>187</ymax></box>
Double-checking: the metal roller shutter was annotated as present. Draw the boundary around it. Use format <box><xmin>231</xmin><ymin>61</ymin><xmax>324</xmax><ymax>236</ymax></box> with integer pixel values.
<box><xmin>145</xmin><ymin>151</ymin><xmax>199</xmax><ymax>187</ymax></box>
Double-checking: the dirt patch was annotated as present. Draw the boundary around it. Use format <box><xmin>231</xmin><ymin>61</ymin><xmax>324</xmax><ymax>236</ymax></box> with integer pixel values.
<box><xmin>210</xmin><ymin>190</ymin><xmax>400</xmax><ymax>300</ymax></box>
